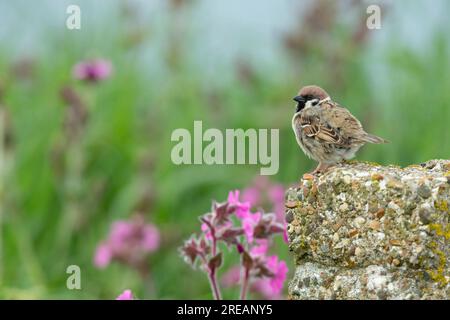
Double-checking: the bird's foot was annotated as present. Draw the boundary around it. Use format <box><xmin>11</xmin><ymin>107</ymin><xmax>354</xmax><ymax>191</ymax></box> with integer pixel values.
<box><xmin>310</xmin><ymin>162</ymin><xmax>332</xmax><ymax>175</ymax></box>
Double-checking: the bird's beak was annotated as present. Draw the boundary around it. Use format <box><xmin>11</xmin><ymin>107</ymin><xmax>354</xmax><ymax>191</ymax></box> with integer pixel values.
<box><xmin>293</xmin><ymin>95</ymin><xmax>306</xmax><ymax>113</ymax></box>
<box><xmin>293</xmin><ymin>95</ymin><xmax>305</xmax><ymax>103</ymax></box>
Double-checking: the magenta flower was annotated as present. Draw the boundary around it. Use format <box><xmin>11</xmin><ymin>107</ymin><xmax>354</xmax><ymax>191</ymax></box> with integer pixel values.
<box><xmin>265</xmin><ymin>256</ymin><xmax>288</xmax><ymax>294</ymax></box>
<box><xmin>242</xmin><ymin>177</ymin><xmax>288</xmax><ymax>243</ymax></box>
<box><xmin>249</xmin><ymin>239</ymin><xmax>269</xmax><ymax>257</ymax></box>
<box><xmin>94</xmin><ymin>243</ymin><xmax>112</xmax><ymax>268</ymax></box>
<box><xmin>242</xmin><ymin>187</ymin><xmax>260</xmax><ymax>206</ymax></box>
<box><xmin>268</xmin><ymin>185</ymin><xmax>284</xmax><ymax>219</ymax></box>
<box><xmin>242</xmin><ymin>177</ymin><xmax>285</xmax><ymax>221</ymax></box>
<box><xmin>241</xmin><ymin>211</ymin><xmax>261</xmax><ymax>243</ymax></box>
<box><xmin>251</xmin><ymin>279</ymin><xmax>283</xmax><ymax>300</ymax></box>
<box><xmin>221</xmin><ymin>266</ymin><xmax>241</xmax><ymax>288</ymax></box>
<box><xmin>227</xmin><ymin>190</ymin><xmax>250</xmax><ymax>219</ymax></box>
<box><xmin>73</xmin><ymin>59</ymin><xmax>112</xmax><ymax>82</ymax></box>
<box><xmin>142</xmin><ymin>224</ymin><xmax>160</xmax><ymax>251</ymax></box>
<box><xmin>116</xmin><ymin>289</ymin><xmax>134</xmax><ymax>300</ymax></box>
<box><xmin>94</xmin><ymin>216</ymin><xmax>160</xmax><ymax>271</ymax></box>
<box><xmin>244</xmin><ymin>255</ymin><xmax>288</xmax><ymax>300</ymax></box>
<box><xmin>180</xmin><ymin>190</ymin><xmax>287</xmax><ymax>300</ymax></box>
<box><xmin>268</xmin><ymin>184</ymin><xmax>284</xmax><ymax>203</ymax></box>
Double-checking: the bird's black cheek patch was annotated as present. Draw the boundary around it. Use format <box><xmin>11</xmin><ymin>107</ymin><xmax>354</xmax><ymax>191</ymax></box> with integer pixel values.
<box><xmin>296</xmin><ymin>102</ymin><xmax>305</xmax><ymax>112</ymax></box>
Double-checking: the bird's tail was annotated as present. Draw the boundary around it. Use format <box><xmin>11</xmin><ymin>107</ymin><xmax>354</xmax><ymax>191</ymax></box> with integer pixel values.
<box><xmin>361</xmin><ymin>133</ymin><xmax>389</xmax><ymax>144</ymax></box>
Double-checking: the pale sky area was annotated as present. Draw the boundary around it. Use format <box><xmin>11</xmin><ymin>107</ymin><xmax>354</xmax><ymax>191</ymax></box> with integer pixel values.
<box><xmin>1</xmin><ymin>0</ymin><xmax>449</xmax><ymax>83</ymax></box>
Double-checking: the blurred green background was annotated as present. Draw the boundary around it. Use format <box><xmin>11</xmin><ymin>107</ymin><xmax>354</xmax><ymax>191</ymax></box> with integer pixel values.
<box><xmin>0</xmin><ymin>0</ymin><xmax>449</xmax><ymax>299</ymax></box>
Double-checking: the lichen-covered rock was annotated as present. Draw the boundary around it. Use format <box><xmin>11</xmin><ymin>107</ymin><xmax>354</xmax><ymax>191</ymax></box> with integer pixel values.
<box><xmin>286</xmin><ymin>160</ymin><xmax>450</xmax><ymax>300</ymax></box>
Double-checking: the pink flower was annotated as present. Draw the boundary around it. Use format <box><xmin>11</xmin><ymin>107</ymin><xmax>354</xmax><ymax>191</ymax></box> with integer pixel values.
<box><xmin>251</xmin><ymin>279</ymin><xmax>283</xmax><ymax>300</ymax></box>
<box><xmin>221</xmin><ymin>266</ymin><xmax>241</xmax><ymax>288</ymax></box>
<box><xmin>116</xmin><ymin>289</ymin><xmax>134</xmax><ymax>300</ymax></box>
<box><xmin>94</xmin><ymin>243</ymin><xmax>112</xmax><ymax>269</ymax></box>
<box><xmin>73</xmin><ymin>59</ymin><xmax>112</xmax><ymax>82</ymax></box>
<box><xmin>93</xmin><ymin>217</ymin><xmax>160</xmax><ymax>269</ymax></box>
<box><xmin>242</xmin><ymin>178</ymin><xmax>285</xmax><ymax>223</ymax></box>
<box><xmin>241</xmin><ymin>211</ymin><xmax>261</xmax><ymax>243</ymax></box>
<box><xmin>249</xmin><ymin>239</ymin><xmax>269</xmax><ymax>257</ymax></box>
<box><xmin>242</xmin><ymin>187</ymin><xmax>260</xmax><ymax>206</ymax></box>
<box><xmin>109</xmin><ymin>221</ymin><xmax>133</xmax><ymax>252</ymax></box>
<box><xmin>269</xmin><ymin>184</ymin><xmax>285</xmax><ymax>221</ymax></box>
<box><xmin>242</xmin><ymin>179</ymin><xmax>288</xmax><ymax>243</ymax></box>
<box><xmin>142</xmin><ymin>224</ymin><xmax>160</xmax><ymax>251</ymax></box>
<box><xmin>251</xmin><ymin>256</ymin><xmax>288</xmax><ymax>299</ymax></box>
<box><xmin>266</xmin><ymin>256</ymin><xmax>288</xmax><ymax>294</ymax></box>
<box><xmin>268</xmin><ymin>185</ymin><xmax>284</xmax><ymax>204</ymax></box>
<box><xmin>227</xmin><ymin>190</ymin><xmax>250</xmax><ymax>219</ymax></box>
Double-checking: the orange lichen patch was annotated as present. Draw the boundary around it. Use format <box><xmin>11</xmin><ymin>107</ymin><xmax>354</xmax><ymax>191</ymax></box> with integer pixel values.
<box><xmin>368</xmin><ymin>220</ymin><xmax>381</xmax><ymax>231</ymax></box>
<box><xmin>285</xmin><ymin>200</ymin><xmax>298</xmax><ymax>209</ymax></box>
<box><xmin>302</xmin><ymin>173</ymin><xmax>315</xmax><ymax>181</ymax></box>
<box><xmin>348</xmin><ymin>229</ymin><xmax>358</xmax><ymax>237</ymax></box>
<box><xmin>332</xmin><ymin>220</ymin><xmax>344</xmax><ymax>232</ymax></box>
<box><xmin>389</xmin><ymin>239</ymin><xmax>402</xmax><ymax>246</ymax></box>
<box><xmin>375</xmin><ymin>208</ymin><xmax>385</xmax><ymax>219</ymax></box>
<box><xmin>310</xmin><ymin>184</ymin><xmax>318</xmax><ymax>195</ymax></box>
<box><xmin>371</xmin><ymin>173</ymin><xmax>384</xmax><ymax>181</ymax></box>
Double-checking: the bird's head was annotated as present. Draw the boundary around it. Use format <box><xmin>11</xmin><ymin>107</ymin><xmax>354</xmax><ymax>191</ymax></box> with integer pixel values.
<box><xmin>293</xmin><ymin>85</ymin><xmax>330</xmax><ymax>113</ymax></box>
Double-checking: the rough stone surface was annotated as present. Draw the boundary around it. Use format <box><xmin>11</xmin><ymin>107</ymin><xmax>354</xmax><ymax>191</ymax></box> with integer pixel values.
<box><xmin>286</xmin><ymin>159</ymin><xmax>450</xmax><ymax>300</ymax></box>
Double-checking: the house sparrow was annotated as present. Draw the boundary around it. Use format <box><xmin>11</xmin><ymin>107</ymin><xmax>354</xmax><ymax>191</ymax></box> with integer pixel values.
<box><xmin>292</xmin><ymin>85</ymin><xmax>388</xmax><ymax>174</ymax></box>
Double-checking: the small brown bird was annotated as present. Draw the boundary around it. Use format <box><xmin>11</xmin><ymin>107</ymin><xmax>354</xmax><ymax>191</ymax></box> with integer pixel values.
<box><xmin>292</xmin><ymin>85</ymin><xmax>388</xmax><ymax>174</ymax></box>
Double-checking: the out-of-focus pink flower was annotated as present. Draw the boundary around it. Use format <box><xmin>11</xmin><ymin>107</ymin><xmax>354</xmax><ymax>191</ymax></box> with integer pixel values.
<box><xmin>251</xmin><ymin>256</ymin><xmax>288</xmax><ymax>300</ymax></box>
<box><xmin>242</xmin><ymin>178</ymin><xmax>285</xmax><ymax>222</ymax></box>
<box><xmin>94</xmin><ymin>243</ymin><xmax>112</xmax><ymax>269</ymax></box>
<box><xmin>227</xmin><ymin>190</ymin><xmax>250</xmax><ymax>219</ymax></box>
<box><xmin>249</xmin><ymin>239</ymin><xmax>269</xmax><ymax>257</ymax></box>
<box><xmin>222</xmin><ymin>252</ymin><xmax>288</xmax><ymax>299</ymax></box>
<box><xmin>242</xmin><ymin>187</ymin><xmax>260</xmax><ymax>206</ymax></box>
<box><xmin>109</xmin><ymin>221</ymin><xmax>133</xmax><ymax>252</ymax></box>
<box><xmin>269</xmin><ymin>185</ymin><xmax>285</xmax><ymax>220</ymax></box>
<box><xmin>221</xmin><ymin>266</ymin><xmax>241</xmax><ymax>288</ymax></box>
<box><xmin>241</xmin><ymin>211</ymin><xmax>261</xmax><ymax>243</ymax></box>
<box><xmin>266</xmin><ymin>256</ymin><xmax>288</xmax><ymax>294</ymax></box>
<box><xmin>242</xmin><ymin>178</ymin><xmax>288</xmax><ymax>243</ymax></box>
<box><xmin>142</xmin><ymin>224</ymin><xmax>160</xmax><ymax>251</ymax></box>
<box><xmin>268</xmin><ymin>185</ymin><xmax>284</xmax><ymax>204</ymax></box>
<box><xmin>116</xmin><ymin>289</ymin><xmax>134</xmax><ymax>300</ymax></box>
<box><xmin>94</xmin><ymin>217</ymin><xmax>160</xmax><ymax>269</ymax></box>
<box><xmin>73</xmin><ymin>59</ymin><xmax>112</xmax><ymax>82</ymax></box>
<box><xmin>251</xmin><ymin>279</ymin><xmax>283</xmax><ymax>300</ymax></box>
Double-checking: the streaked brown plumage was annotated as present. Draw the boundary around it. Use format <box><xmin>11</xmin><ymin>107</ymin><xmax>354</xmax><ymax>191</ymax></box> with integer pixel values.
<box><xmin>292</xmin><ymin>85</ymin><xmax>388</xmax><ymax>174</ymax></box>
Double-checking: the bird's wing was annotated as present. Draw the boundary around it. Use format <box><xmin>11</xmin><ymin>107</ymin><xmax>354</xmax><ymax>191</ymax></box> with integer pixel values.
<box><xmin>299</xmin><ymin>101</ymin><xmax>367</xmax><ymax>146</ymax></box>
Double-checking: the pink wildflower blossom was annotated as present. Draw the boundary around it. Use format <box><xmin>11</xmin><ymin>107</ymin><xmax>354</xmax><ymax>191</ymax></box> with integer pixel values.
<box><xmin>73</xmin><ymin>59</ymin><xmax>112</xmax><ymax>82</ymax></box>
<box><xmin>266</xmin><ymin>256</ymin><xmax>288</xmax><ymax>294</ymax></box>
<box><xmin>116</xmin><ymin>289</ymin><xmax>134</xmax><ymax>300</ymax></box>
<box><xmin>227</xmin><ymin>190</ymin><xmax>250</xmax><ymax>219</ymax></box>
<box><xmin>94</xmin><ymin>216</ymin><xmax>160</xmax><ymax>270</ymax></box>
<box><xmin>241</xmin><ymin>211</ymin><xmax>261</xmax><ymax>243</ymax></box>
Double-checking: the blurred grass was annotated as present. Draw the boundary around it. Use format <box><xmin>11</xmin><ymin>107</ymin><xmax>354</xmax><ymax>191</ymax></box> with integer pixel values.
<box><xmin>0</xmin><ymin>1</ymin><xmax>449</xmax><ymax>299</ymax></box>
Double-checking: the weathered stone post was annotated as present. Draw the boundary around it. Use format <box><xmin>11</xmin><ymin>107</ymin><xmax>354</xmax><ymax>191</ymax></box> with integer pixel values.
<box><xmin>285</xmin><ymin>160</ymin><xmax>450</xmax><ymax>299</ymax></box>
